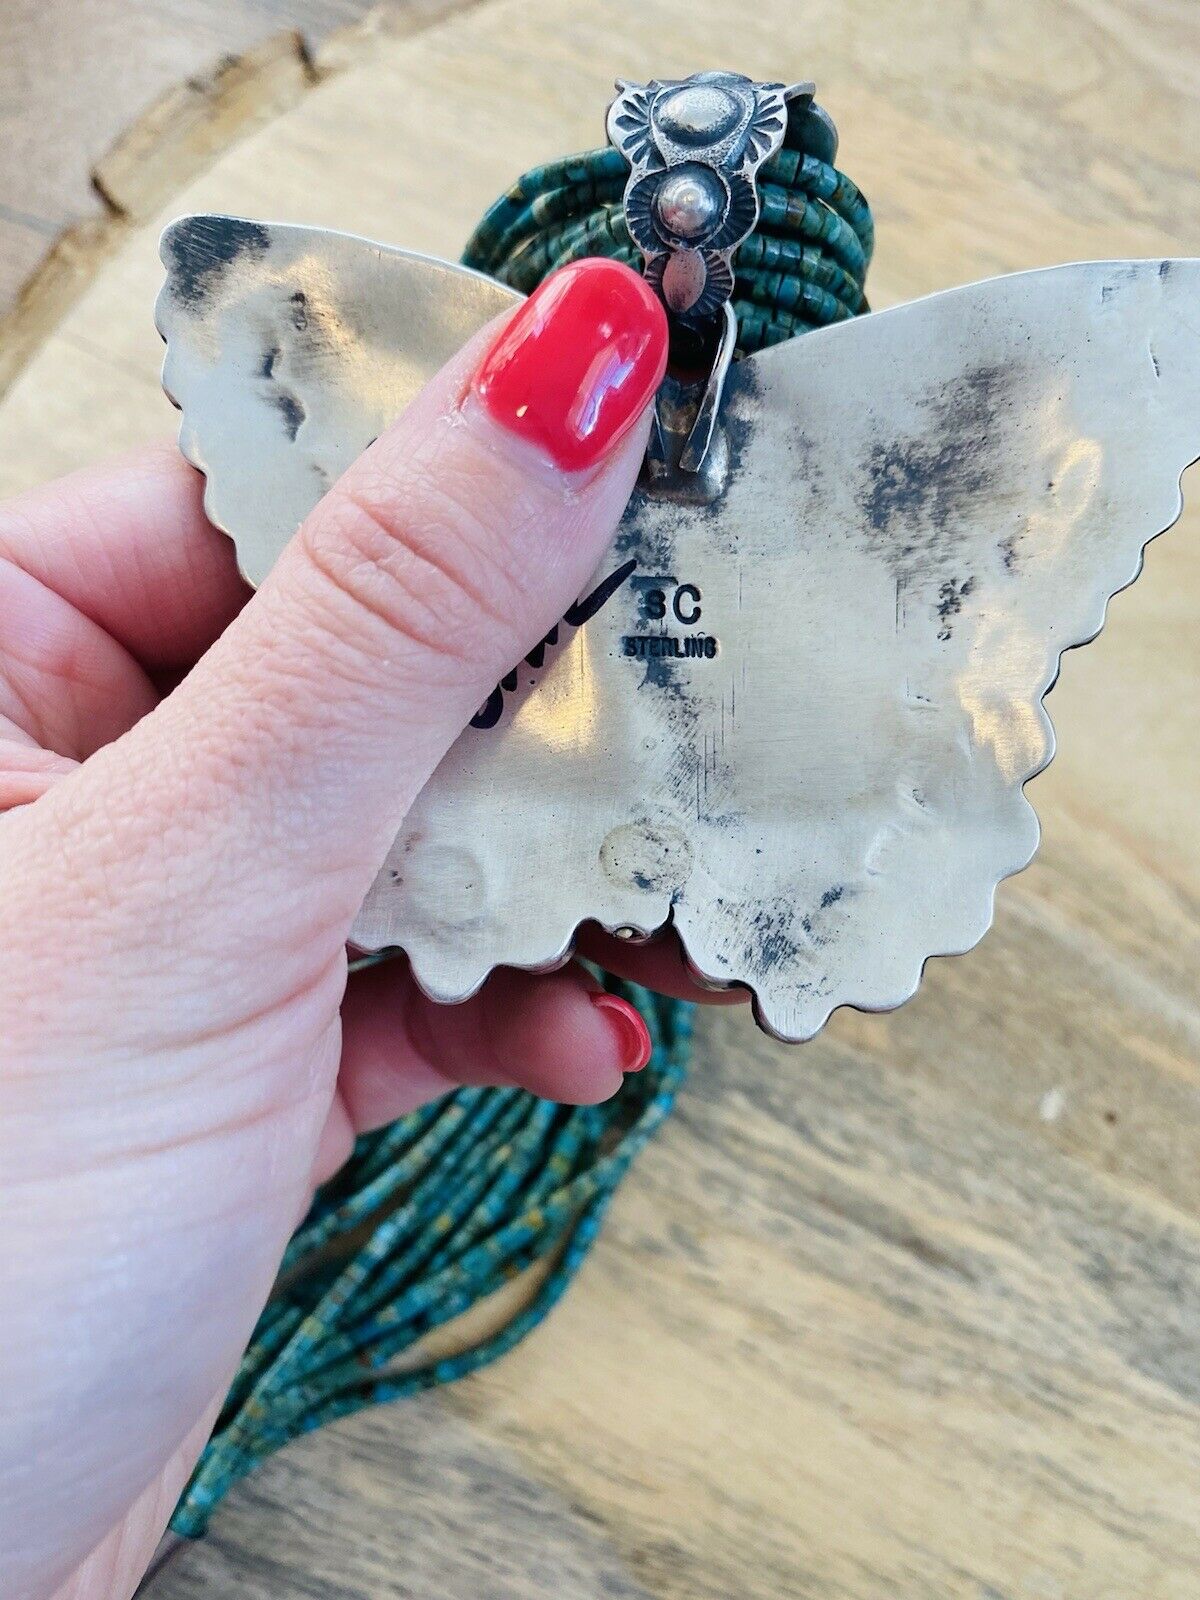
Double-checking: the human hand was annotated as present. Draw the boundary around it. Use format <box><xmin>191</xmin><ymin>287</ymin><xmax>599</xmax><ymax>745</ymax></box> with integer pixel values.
<box><xmin>0</xmin><ymin>259</ymin><xmax>736</xmax><ymax>1600</ymax></box>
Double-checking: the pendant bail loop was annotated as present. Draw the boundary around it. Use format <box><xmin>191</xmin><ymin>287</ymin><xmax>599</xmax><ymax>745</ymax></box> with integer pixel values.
<box><xmin>606</xmin><ymin>71</ymin><xmax>824</xmax><ymax>329</ymax></box>
<box><xmin>644</xmin><ymin>300</ymin><xmax>737</xmax><ymax>504</ymax></box>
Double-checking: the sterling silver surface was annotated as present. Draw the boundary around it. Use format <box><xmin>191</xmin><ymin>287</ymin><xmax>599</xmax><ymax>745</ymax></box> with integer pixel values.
<box><xmin>158</xmin><ymin>221</ymin><xmax>1200</xmax><ymax>1040</ymax></box>
<box><xmin>157</xmin><ymin>216</ymin><xmax>518</xmax><ymax>588</ymax></box>
<box><xmin>606</xmin><ymin>72</ymin><xmax>805</xmax><ymax>321</ymax></box>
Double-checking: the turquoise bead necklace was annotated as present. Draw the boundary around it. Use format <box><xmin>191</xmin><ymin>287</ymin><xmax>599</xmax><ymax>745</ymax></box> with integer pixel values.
<box><xmin>165</xmin><ymin>119</ymin><xmax>873</xmax><ymax>1546</ymax></box>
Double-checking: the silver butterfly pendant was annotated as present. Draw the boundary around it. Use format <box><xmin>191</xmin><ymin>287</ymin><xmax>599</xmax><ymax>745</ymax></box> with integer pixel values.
<box><xmin>156</xmin><ymin>96</ymin><xmax>1200</xmax><ymax>1042</ymax></box>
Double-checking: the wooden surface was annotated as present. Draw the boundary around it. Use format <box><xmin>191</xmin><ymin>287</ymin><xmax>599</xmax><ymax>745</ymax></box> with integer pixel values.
<box><xmin>0</xmin><ymin>0</ymin><xmax>391</xmax><ymax>321</ymax></box>
<box><xmin>0</xmin><ymin>2</ymin><xmax>473</xmax><ymax>393</ymax></box>
<box><xmin>2</xmin><ymin>1</ymin><xmax>1199</xmax><ymax>1595</ymax></box>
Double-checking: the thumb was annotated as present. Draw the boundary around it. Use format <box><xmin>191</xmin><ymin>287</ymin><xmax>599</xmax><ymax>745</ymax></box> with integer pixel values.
<box><xmin>25</xmin><ymin>258</ymin><xmax>667</xmax><ymax>961</ymax></box>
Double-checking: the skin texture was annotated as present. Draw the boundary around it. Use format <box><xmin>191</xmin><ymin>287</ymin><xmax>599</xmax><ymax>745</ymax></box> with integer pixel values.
<box><xmin>0</xmin><ymin>273</ymin><xmax>744</xmax><ymax>1600</ymax></box>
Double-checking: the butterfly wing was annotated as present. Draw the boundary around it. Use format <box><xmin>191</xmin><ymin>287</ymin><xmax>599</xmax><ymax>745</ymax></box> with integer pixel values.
<box><xmin>158</xmin><ymin>232</ymin><xmax>1199</xmax><ymax>1039</ymax></box>
<box><xmin>157</xmin><ymin>215</ymin><xmax>519</xmax><ymax>585</ymax></box>
<box><xmin>356</xmin><ymin>259</ymin><xmax>1200</xmax><ymax>1040</ymax></box>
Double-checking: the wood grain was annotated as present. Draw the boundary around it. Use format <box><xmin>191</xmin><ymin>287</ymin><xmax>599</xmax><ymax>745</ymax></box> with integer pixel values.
<box><xmin>0</xmin><ymin>1</ymin><xmax>1197</xmax><ymax>1594</ymax></box>
<box><xmin>0</xmin><ymin>2</ymin><xmax>480</xmax><ymax>396</ymax></box>
<box><xmin>0</xmin><ymin>0</ymin><xmax>391</xmax><ymax>323</ymax></box>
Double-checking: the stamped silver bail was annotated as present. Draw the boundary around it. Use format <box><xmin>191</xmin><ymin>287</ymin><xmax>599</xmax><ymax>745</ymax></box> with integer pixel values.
<box><xmin>607</xmin><ymin>72</ymin><xmax>817</xmax><ymax>499</ymax></box>
<box><xmin>606</xmin><ymin>71</ymin><xmax>811</xmax><ymax>326</ymax></box>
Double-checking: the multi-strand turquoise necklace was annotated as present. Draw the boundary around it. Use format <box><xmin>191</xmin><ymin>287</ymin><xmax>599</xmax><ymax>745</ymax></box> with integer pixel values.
<box><xmin>167</xmin><ymin>109</ymin><xmax>873</xmax><ymax>1544</ymax></box>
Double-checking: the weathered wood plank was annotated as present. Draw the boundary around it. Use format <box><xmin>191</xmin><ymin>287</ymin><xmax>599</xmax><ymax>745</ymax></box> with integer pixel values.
<box><xmin>0</xmin><ymin>0</ymin><xmax>387</xmax><ymax>320</ymax></box>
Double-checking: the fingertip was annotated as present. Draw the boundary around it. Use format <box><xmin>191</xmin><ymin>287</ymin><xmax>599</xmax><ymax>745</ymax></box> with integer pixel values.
<box><xmin>469</xmin><ymin>257</ymin><xmax>668</xmax><ymax>474</ymax></box>
<box><xmin>577</xmin><ymin>922</ymin><xmax>750</xmax><ymax>1006</ymax></box>
<box><xmin>481</xmin><ymin>965</ymin><xmax>630</xmax><ymax>1104</ymax></box>
<box><xmin>589</xmin><ymin>992</ymin><xmax>652</xmax><ymax>1073</ymax></box>
<box><xmin>338</xmin><ymin>958</ymin><xmax>639</xmax><ymax>1135</ymax></box>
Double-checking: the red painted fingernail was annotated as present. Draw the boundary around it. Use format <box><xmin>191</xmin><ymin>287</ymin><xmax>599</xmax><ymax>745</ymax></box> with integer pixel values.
<box><xmin>471</xmin><ymin>258</ymin><xmax>669</xmax><ymax>473</ymax></box>
<box><xmin>590</xmin><ymin>993</ymin><xmax>652</xmax><ymax>1073</ymax></box>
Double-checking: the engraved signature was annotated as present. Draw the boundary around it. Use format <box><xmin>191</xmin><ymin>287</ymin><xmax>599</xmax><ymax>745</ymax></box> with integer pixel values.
<box><xmin>470</xmin><ymin>557</ymin><xmax>638</xmax><ymax>730</ymax></box>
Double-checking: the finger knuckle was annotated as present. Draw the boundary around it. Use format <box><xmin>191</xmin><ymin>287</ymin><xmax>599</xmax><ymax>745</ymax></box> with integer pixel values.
<box><xmin>302</xmin><ymin>459</ymin><xmax>526</xmax><ymax>676</ymax></box>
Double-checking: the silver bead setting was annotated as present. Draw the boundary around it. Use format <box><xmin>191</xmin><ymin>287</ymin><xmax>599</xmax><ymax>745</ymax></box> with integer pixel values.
<box><xmin>655</xmin><ymin>83</ymin><xmax>742</xmax><ymax>145</ymax></box>
<box><xmin>653</xmin><ymin>164</ymin><xmax>727</xmax><ymax>241</ymax></box>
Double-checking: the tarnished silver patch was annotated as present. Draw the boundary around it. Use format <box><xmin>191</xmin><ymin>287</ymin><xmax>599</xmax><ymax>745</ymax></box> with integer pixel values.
<box><xmin>158</xmin><ymin>222</ymin><xmax>1200</xmax><ymax>1039</ymax></box>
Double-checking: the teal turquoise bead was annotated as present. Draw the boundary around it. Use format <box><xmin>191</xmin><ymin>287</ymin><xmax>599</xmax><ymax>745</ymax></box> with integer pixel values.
<box><xmin>737</xmin><ymin>265</ymin><xmax>854</xmax><ymax>326</ymax></box>
<box><xmin>756</xmin><ymin>183</ymin><xmax>868</xmax><ymax>280</ymax></box>
<box><xmin>462</xmin><ymin>148</ymin><xmax>628</xmax><ymax>270</ymax></box>
<box><xmin>470</xmin><ymin>176</ymin><xmax>628</xmax><ymax>278</ymax></box>
<box><xmin>734</xmin><ymin>233</ymin><xmax>867</xmax><ymax>315</ymax></box>
<box><xmin>762</xmin><ymin>147</ymin><xmax>875</xmax><ymax>260</ymax></box>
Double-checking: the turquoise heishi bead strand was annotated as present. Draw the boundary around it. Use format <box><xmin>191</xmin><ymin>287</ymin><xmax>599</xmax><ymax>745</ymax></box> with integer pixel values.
<box><xmin>169</xmin><ymin>984</ymin><xmax>693</xmax><ymax>1538</ymax></box>
<box><xmin>168</xmin><ymin>114</ymin><xmax>875</xmax><ymax>1545</ymax></box>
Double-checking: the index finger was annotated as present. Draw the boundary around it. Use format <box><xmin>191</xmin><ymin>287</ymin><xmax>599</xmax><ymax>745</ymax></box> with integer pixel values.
<box><xmin>0</xmin><ymin>443</ymin><xmax>249</xmax><ymax>671</ymax></box>
<box><xmin>577</xmin><ymin>923</ymin><xmax>750</xmax><ymax>1007</ymax></box>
